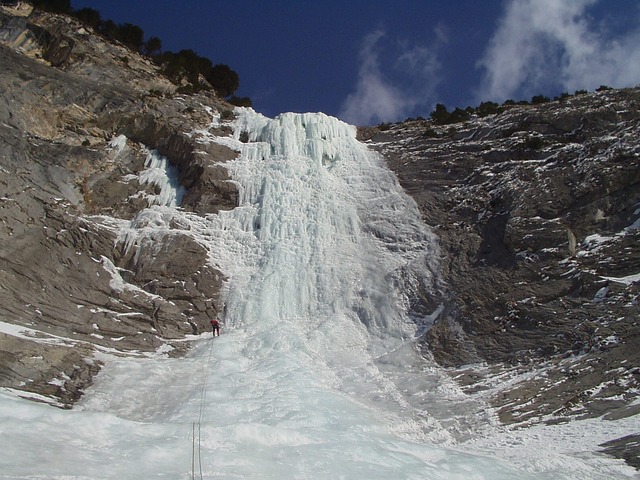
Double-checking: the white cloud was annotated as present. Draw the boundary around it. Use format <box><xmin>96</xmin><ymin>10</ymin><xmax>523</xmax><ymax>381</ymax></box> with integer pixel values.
<box><xmin>339</xmin><ymin>30</ymin><xmax>442</xmax><ymax>126</ymax></box>
<box><xmin>476</xmin><ymin>0</ymin><xmax>640</xmax><ymax>102</ymax></box>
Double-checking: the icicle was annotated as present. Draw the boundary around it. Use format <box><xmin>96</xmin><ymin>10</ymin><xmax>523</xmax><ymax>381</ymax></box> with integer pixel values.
<box><xmin>138</xmin><ymin>148</ymin><xmax>186</xmax><ymax>207</ymax></box>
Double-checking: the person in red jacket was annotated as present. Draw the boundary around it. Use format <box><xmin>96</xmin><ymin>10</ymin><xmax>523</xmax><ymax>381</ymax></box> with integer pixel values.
<box><xmin>210</xmin><ymin>318</ymin><xmax>220</xmax><ymax>337</ymax></box>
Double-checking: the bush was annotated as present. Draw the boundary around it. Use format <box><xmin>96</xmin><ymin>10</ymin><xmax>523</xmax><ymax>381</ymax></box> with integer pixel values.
<box><xmin>449</xmin><ymin>107</ymin><xmax>470</xmax><ymax>123</ymax></box>
<box><xmin>97</xmin><ymin>19</ymin><xmax>119</xmax><ymax>40</ymax></box>
<box><xmin>423</xmin><ymin>128</ymin><xmax>438</xmax><ymax>138</ymax></box>
<box><xmin>74</xmin><ymin>7</ymin><xmax>101</xmax><ymax>29</ymax></box>
<box><xmin>142</xmin><ymin>36</ymin><xmax>162</xmax><ymax>57</ymax></box>
<box><xmin>430</xmin><ymin>103</ymin><xmax>450</xmax><ymax>124</ymax></box>
<box><xmin>157</xmin><ymin>49</ymin><xmax>206</xmax><ymax>84</ymax></box>
<box><xmin>477</xmin><ymin>101</ymin><xmax>501</xmax><ymax>117</ymax></box>
<box><xmin>524</xmin><ymin>135</ymin><xmax>544</xmax><ymax>150</ymax></box>
<box><xmin>206</xmin><ymin>64</ymin><xmax>239</xmax><ymax>97</ymax></box>
<box><xmin>30</xmin><ymin>0</ymin><xmax>71</xmax><ymax>13</ymax></box>
<box><xmin>155</xmin><ymin>50</ymin><xmax>239</xmax><ymax>96</ymax></box>
<box><xmin>430</xmin><ymin>103</ymin><xmax>471</xmax><ymax>125</ymax></box>
<box><xmin>117</xmin><ymin>23</ymin><xmax>144</xmax><ymax>51</ymax></box>
<box><xmin>228</xmin><ymin>96</ymin><xmax>252</xmax><ymax>107</ymax></box>
<box><xmin>531</xmin><ymin>94</ymin><xmax>550</xmax><ymax>104</ymax></box>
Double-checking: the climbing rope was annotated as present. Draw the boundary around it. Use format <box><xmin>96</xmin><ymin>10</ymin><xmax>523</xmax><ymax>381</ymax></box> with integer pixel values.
<box><xmin>192</xmin><ymin>333</ymin><xmax>216</xmax><ymax>480</ymax></box>
<box><xmin>191</xmin><ymin>423</ymin><xmax>196</xmax><ymax>480</ymax></box>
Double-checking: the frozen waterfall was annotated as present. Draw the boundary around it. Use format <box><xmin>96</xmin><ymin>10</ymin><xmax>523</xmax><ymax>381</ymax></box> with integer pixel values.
<box><xmin>0</xmin><ymin>109</ymin><xmax>636</xmax><ymax>479</ymax></box>
<box><xmin>219</xmin><ymin>110</ymin><xmax>439</xmax><ymax>349</ymax></box>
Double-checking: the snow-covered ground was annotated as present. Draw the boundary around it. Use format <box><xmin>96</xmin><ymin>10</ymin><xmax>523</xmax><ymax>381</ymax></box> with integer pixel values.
<box><xmin>1</xmin><ymin>109</ymin><xmax>638</xmax><ymax>479</ymax></box>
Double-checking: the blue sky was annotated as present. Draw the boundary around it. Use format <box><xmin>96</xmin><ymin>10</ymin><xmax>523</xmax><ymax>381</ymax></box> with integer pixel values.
<box><xmin>72</xmin><ymin>0</ymin><xmax>640</xmax><ymax>125</ymax></box>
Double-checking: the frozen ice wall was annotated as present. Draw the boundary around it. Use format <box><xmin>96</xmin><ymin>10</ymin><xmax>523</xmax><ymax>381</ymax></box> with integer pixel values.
<box><xmin>153</xmin><ymin>109</ymin><xmax>523</xmax><ymax>477</ymax></box>
<box><xmin>1</xmin><ymin>109</ymin><xmax>635</xmax><ymax>479</ymax></box>
<box><xmin>142</xmin><ymin>108</ymin><xmax>525</xmax><ymax>478</ymax></box>
<box><xmin>221</xmin><ymin>110</ymin><xmax>438</xmax><ymax>340</ymax></box>
<box><xmin>139</xmin><ymin>148</ymin><xmax>186</xmax><ymax>207</ymax></box>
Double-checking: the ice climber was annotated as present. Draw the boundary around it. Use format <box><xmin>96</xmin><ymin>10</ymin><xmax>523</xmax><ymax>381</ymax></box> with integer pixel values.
<box><xmin>210</xmin><ymin>318</ymin><xmax>220</xmax><ymax>337</ymax></box>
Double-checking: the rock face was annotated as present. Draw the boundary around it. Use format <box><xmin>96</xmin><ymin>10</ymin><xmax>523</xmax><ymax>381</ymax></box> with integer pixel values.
<box><xmin>0</xmin><ymin>5</ymin><xmax>237</xmax><ymax>406</ymax></box>
<box><xmin>361</xmin><ymin>89</ymin><xmax>639</xmax><ymax>455</ymax></box>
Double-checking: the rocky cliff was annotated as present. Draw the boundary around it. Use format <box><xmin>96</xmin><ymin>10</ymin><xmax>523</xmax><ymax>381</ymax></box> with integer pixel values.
<box><xmin>0</xmin><ymin>3</ymin><xmax>237</xmax><ymax>405</ymax></box>
<box><xmin>1</xmin><ymin>3</ymin><xmax>639</xmax><ymax>468</ymax></box>
<box><xmin>361</xmin><ymin>89</ymin><xmax>640</xmax><ymax>464</ymax></box>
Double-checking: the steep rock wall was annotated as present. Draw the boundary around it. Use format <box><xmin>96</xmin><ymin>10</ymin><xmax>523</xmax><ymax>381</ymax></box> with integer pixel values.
<box><xmin>0</xmin><ymin>5</ymin><xmax>237</xmax><ymax>406</ymax></box>
<box><xmin>365</xmin><ymin>89</ymin><xmax>640</xmax><ymax>430</ymax></box>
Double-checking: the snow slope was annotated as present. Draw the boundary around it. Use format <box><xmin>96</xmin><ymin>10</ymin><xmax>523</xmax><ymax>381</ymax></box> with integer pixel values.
<box><xmin>0</xmin><ymin>109</ymin><xmax>638</xmax><ymax>479</ymax></box>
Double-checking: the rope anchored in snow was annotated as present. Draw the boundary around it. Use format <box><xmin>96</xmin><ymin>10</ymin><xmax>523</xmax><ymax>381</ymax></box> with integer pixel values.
<box><xmin>192</xmin><ymin>333</ymin><xmax>216</xmax><ymax>480</ymax></box>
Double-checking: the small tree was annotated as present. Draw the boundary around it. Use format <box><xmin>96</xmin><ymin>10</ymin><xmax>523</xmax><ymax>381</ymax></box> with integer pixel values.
<box><xmin>207</xmin><ymin>64</ymin><xmax>239</xmax><ymax>97</ymax></box>
<box><xmin>430</xmin><ymin>103</ymin><xmax>450</xmax><ymax>124</ymax></box>
<box><xmin>31</xmin><ymin>0</ymin><xmax>71</xmax><ymax>13</ymax></box>
<box><xmin>228</xmin><ymin>96</ymin><xmax>253</xmax><ymax>108</ymax></box>
<box><xmin>449</xmin><ymin>107</ymin><xmax>470</xmax><ymax>123</ymax></box>
<box><xmin>157</xmin><ymin>49</ymin><xmax>199</xmax><ymax>83</ymax></box>
<box><xmin>98</xmin><ymin>19</ymin><xmax>119</xmax><ymax>40</ymax></box>
<box><xmin>74</xmin><ymin>7</ymin><xmax>101</xmax><ymax>29</ymax></box>
<box><xmin>117</xmin><ymin>23</ymin><xmax>145</xmax><ymax>52</ymax></box>
<box><xmin>477</xmin><ymin>101</ymin><xmax>501</xmax><ymax>117</ymax></box>
<box><xmin>142</xmin><ymin>36</ymin><xmax>162</xmax><ymax>57</ymax></box>
<box><xmin>531</xmin><ymin>94</ymin><xmax>550</xmax><ymax>104</ymax></box>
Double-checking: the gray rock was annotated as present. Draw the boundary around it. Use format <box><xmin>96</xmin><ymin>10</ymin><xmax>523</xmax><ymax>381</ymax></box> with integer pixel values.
<box><xmin>368</xmin><ymin>87</ymin><xmax>640</xmax><ymax>429</ymax></box>
<box><xmin>0</xmin><ymin>6</ymin><xmax>237</xmax><ymax>406</ymax></box>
